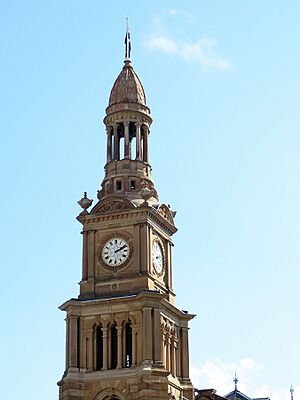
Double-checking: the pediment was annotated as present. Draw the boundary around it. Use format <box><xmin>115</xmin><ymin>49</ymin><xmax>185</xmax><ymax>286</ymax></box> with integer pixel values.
<box><xmin>91</xmin><ymin>197</ymin><xmax>135</xmax><ymax>215</ymax></box>
<box><xmin>156</xmin><ymin>203</ymin><xmax>176</xmax><ymax>225</ymax></box>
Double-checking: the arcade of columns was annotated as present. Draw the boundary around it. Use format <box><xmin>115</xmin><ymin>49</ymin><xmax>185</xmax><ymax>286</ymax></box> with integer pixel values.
<box><xmin>106</xmin><ymin>122</ymin><xmax>149</xmax><ymax>163</ymax></box>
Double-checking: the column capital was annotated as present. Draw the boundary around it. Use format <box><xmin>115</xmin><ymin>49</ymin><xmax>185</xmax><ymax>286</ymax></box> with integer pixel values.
<box><xmin>102</xmin><ymin>327</ymin><xmax>108</xmax><ymax>335</ymax></box>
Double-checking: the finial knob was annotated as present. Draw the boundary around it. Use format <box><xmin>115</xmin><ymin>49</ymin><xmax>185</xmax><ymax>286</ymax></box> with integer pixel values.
<box><xmin>77</xmin><ymin>192</ymin><xmax>93</xmax><ymax>214</ymax></box>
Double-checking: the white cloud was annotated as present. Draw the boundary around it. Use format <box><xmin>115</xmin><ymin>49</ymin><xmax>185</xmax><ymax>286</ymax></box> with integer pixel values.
<box><xmin>147</xmin><ymin>36</ymin><xmax>178</xmax><ymax>54</ymax></box>
<box><xmin>191</xmin><ymin>358</ymin><xmax>298</xmax><ymax>400</ymax></box>
<box><xmin>144</xmin><ymin>10</ymin><xmax>231</xmax><ymax>71</ymax></box>
<box><xmin>191</xmin><ymin>358</ymin><xmax>261</xmax><ymax>394</ymax></box>
<box><xmin>145</xmin><ymin>35</ymin><xmax>231</xmax><ymax>71</ymax></box>
<box><xmin>164</xmin><ymin>8</ymin><xmax>195</xmax><ymax>20</ymax></box>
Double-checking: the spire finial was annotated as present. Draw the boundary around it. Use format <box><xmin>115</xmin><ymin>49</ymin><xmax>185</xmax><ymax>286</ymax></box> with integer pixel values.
<box><xmin>124</xmin><ymin>17</ymin><xmax>131</xmax><ymax>61</ymax></box>
<box><xmin>290</xmin><ymin>385</ymin><xmax>294</xmax><ymax>400</ymax></box>
<box><xmin>233</xmin><ymin>372</ymin><xmax>238</xmax><ymax>391</ymax></box>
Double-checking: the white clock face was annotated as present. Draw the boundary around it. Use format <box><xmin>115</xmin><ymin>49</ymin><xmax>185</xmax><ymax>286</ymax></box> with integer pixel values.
<box><xmin>152</xmin><ymin>240</ymin><xmax>163</xmax><ymax>274</ymax></box>
<box><xmin>102</xmin><ymin>238</ymin><xmax>130</xmax><ymax>267</ymax></box>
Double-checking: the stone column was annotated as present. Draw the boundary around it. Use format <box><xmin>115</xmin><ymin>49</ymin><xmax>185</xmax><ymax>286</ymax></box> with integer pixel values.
<box><xmin>137</xmin><ymin>328</ymin><xmax>142</xmax><ymax>363</ymax></box>
<box><xmin>140</xmin><ymin>224</ymin><xmax>150</xmax><ymax>272</ymax></box>
<box><xmin>173</xmin><ymin>338</ymin><xmax>178</xmax><ymax>376</ymax></box>
<box><xmin>124</xmin><ymin>121</ymin><xmax>130</xmax><ymax>159</ymax></box>
<box><xmin>142</xmin><ymin>125</ymin><xmax>149</xmax><ymax>163</ymax></box>
<box><xmin>106</xmin><ymin>126</ymin><xmax>112</xmax><ymax>163</ymax></box>
<box><xmin>82</xmin><ymin>231</ymin><xmax>87</xmax><ymax>280</ymax></box>
<box><xmin>132</xmin><ymin>329</ymin><xmax>137</xmax><ymax>366</ymax></box>
<box><xmin>68</xmin><ymin>315</ymin><xmax>78</xmax><ymax>368</ymax></box>
<box><xmin>163</xmin><ymin>331</ymin><xmax>167</xmax><ymax>368</ymax></box>
<box><xmin>82</xmin><ymin>335</ymin><xmax>87</xmax><ymax>370</ymax></box>
<box><xmin>87</xmin><ymin>335</ymin><xmax>93</xmax><ymax>371</ymax></box>
<box><xmin>102</xmin><ymin>327</ymin><xmax>108</xmax><ymax>370</ymax></box>
<box><xmin>181</xmin><ymin>327</ymin><xmax>189</xmax><ymax>378</ymax></box>
<box><xmin>153</xmin><ymin>308</ymin><xmax>162</xmax><ymax>363</ymax></box>
<box><xmin>108</xmin><ymin>327</ymin><xmax>111</xmax><ymax>369</ymax></box>
<box><xmin>142</xmin><ymin>307</ymin><xmax>152</xmax><ymax>362</ymax></box>
<box><xmin>171</xmin><ymin>336</ymin><xmax>176</xmax><ymax>375</ymax></box>
<box><xmin>135</xmin><ymin>122</ymin><xmax>142</xmax><ymax>160</ymax></box>
<box><xmin>176</xmin><ymin>331</ymin><xmax>181</xmax><ymax>377</ymax></box>
<box><xmin>113</xmin><ymin>124</ymin><xmax>119</xmax><ymax>160</ymax></box>
<box><xmin>165</xmin><ymin>241</ymin><xmax>172</xmax><ymax>290</ymax></box>
<box><xmin>166</xmin><ymin>332</ymin><xmax>171</xmax><ymax>371</ymax></box>
<box><xmin>65</xmin><ymin>317</ymin><xmax>70</xmax><ymax>369</ymax></box>
<box><xmin>117</xmin><ymin>326</ymin><xmax>123</xmax><ymax>368</ymax></box>
<box><xmin>87</xmin><ymin>230</ymin><xmax>95</xmax><ymax>280</ymax></box>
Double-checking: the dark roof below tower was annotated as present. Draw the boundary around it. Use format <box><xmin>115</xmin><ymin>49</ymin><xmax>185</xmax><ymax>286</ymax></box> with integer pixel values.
<box><xmin>224</xmin><ymin>389</ymin><xmax>270</xmax><ymax>400</ymax></box>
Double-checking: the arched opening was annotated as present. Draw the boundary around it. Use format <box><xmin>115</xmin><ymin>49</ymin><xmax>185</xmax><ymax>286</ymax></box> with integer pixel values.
<box><xmin>125</xmin><ymin>321</ymin><xmax>132</xmax><ymax>367</ymax></box>
<box><xmin>119</xmin><ymin>136</ymin><xmax>125</xmax><ymax>160</ymax></box>
<box><xmin>110</xmin><ymin>323</ymin><xmax>118</xmax><ymax>369</ymax></box>
<box><xmin>96</xmin><ymin>325</ymin><xmax>103</xmax><ymax>370</ymax></box>
<box><xmin>129</xmin><ymin>122</ymin><xmax>136</xmax><ymax>160</ymax></box>
<box><xmin>117</xmin><ymin>124</ymin><xmax>123</xmax><ymax>160</ymax></box>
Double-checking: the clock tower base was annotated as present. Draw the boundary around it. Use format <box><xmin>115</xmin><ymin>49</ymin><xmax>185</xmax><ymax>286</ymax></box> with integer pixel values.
<box><xmin>58</xmin><ymin>291</ymin><xmax>194</xmax><ymax>400</ymax></box>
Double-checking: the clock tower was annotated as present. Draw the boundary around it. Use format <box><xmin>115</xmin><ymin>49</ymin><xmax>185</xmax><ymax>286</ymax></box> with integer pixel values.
<box><xmin>58</xmin><ymin>32</ymin><xmax>195</xmax><ymax>400</ymax></box>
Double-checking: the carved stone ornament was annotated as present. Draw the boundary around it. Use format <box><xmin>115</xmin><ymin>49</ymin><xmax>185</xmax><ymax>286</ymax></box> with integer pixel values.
<box><xmin>92</xmin><ymin>197</ymin><xmax>134</xmax><ymax>215</ymax></box>
<box><xmin>157</xmin><ymin>204</ymin><xmax>175</xmax><ymax>225</ymax></box>
<box><xmin>94</xmin><ymin>388</ymin><xmax>127</xmax><ymax>400</ymax></box>
<box><xmin>77</xmin><ymin>192</ymin><xmax>93</xmax><ymax>215</ymax></box>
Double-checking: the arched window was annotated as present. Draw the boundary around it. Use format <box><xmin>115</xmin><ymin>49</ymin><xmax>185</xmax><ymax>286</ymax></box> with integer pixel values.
<box><xmin>125</xmin><ymin>321</ymin><xmax>132</xmax><ymax>367</ymax></box>
<box><xmin>96</xmin><ymin>325</ymin><xmax>103</xmax><ymax>370</ymax></box>
<box><xmin>111</xmin><ymin>323</ymin><xmax>118</xmax><ymax>369</ymax></box>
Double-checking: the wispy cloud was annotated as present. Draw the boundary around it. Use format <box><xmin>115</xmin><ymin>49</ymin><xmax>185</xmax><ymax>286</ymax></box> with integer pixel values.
<box><xmin>164</xmin><ymin>8</ymin><xmax>195</xmax><ymax>21</ymax></box>
<box><xmin>146</xmin><ymin>36</ymin><xmax>231</xmax><ymax>71</ymax></box>
<box><xmin>191</xmin><ymin>358</ymin><xmax>299</xmax><ymax>400</ymax></box>
<box><xmin>144</xmin><ymin>9</ymin><xmax>231</xmax><ymax>71</ymax></box>
<box><xmin>191</xmin><ymin>358</ymin><xmax>262</xmax><ymax>395</ymax></box>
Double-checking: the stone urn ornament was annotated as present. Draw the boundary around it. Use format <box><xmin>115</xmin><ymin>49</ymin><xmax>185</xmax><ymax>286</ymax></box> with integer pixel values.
<box><xmin>77</xmin><ymin>192</ymin><xmax>93</xmax><ymax>214</ymax></box>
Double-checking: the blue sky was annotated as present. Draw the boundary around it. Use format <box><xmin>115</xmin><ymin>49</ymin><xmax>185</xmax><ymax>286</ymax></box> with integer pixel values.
<box><xmin>0</xmin><ymin>1</ymin><xmax>299</xmax><ymax>400</ymax></box>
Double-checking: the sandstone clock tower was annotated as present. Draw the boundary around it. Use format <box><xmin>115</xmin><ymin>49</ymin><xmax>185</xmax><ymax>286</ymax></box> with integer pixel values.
<box><xmin>58</xmin><ymin>32</ymin><xmax>195</xmax><ymax>400</ymax></box>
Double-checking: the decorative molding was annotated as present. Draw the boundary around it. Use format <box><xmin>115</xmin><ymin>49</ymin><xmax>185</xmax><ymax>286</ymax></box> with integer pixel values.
<box><xmin>79</xmin><ymin>205</ymin><xmax>177</xmax><ymax>236</ymax></box>
<box><xmin>157</xmin><ymin>204</ymin><xmax>175</xmax><ymax>225</ymax></box>
<box><xmin>92</xmin><ymin>197</ymin><xmax>134</xmax><ymax>215</ymax></box>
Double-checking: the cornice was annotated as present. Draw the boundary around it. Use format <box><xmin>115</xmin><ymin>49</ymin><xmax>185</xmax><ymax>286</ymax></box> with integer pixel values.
<box><xmin>59</xmin><ymin>290</ymin><xmax>195</xmax><ymax>322</ymax></box>
<box><xmin>78</xmin><ymin>206</ymin><xmax>177</xmax><ymax>236</ymax></box>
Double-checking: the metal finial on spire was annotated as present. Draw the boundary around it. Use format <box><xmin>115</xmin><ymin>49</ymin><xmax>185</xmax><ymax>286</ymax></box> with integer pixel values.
<box><xmin>233</xmin><ymin>372</ymin><xmax>238</xmax><ymax>391</ymax></box>
<box><xmin>124</xmin><ymin>17</ymin><xmax>131</xmax><ymax>60</ymax></box>
<box><xmin>290</xmin><ymin>385</ymin><xmax>294</xmax><ymax>400</ymax></box>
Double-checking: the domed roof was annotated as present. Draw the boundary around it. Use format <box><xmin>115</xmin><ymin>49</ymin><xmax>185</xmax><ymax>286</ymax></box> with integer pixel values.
<box><xmin>109</xmin><ymin>60</ymin><xmax>146</xmax><ymax>106</ymax></box>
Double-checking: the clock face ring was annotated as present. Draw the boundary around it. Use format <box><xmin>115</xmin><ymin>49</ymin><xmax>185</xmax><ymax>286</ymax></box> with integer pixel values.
<box><xmin>152</xmin><ymin>239</ymin><xmax>164</xmax><ymax>275</ymax></box>
<box><xmin>101</xmin><ymin>237</ymin><xmax>130</xmax><ymax>267</ymax></box>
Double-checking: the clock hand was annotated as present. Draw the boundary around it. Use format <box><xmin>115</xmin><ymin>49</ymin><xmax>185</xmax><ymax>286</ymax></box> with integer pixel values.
<box><xmin>115</xmin><ymin>244</ymin><xmax>127</xmax><ymax>254</ymax></box>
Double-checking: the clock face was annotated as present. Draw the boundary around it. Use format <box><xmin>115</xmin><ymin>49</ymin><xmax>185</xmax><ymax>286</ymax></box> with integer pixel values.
<box><xmin>152</xmin><ymin>240</ymin><xmax>164</xmax><ymax>274</ymax></box>
<box><xmin>101</xmin><ymin>238</ymin><xmax>130</xmax><ymax>267</ymax></box>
